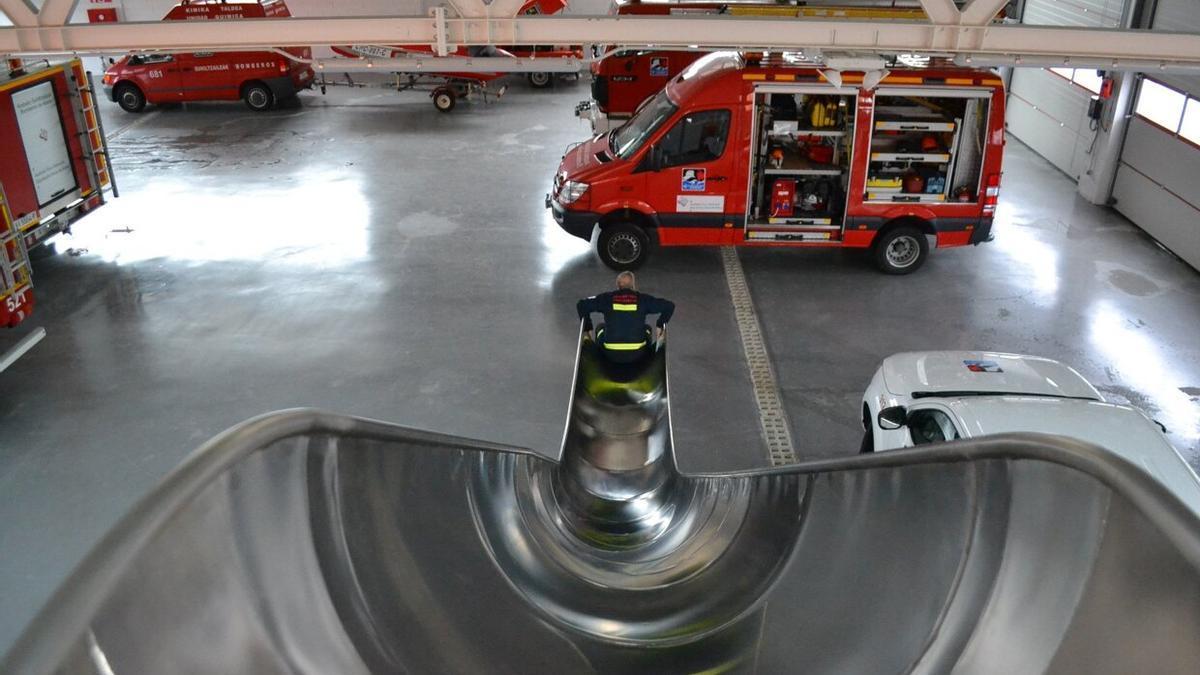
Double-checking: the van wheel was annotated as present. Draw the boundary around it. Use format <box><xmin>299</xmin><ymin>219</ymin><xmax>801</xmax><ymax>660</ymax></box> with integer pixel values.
<box><xmin>873</xmin><ymin>225</ymin><xmax>928</xmax><ymax>274</ymax></box>
<box><xmin>242</xmin><ymin>82</ymin><xmax>274</xmax><ymax>111</ymax></box>
<box><xmin>432</xmin><ymin>87</ymin><xmax>456</xmax><ymax>112</ymax></box>
<box><xmin>528</xmin><ymin>72</ymin><xmax>553</xmax><ymax>89</ymax></box>
<box><xmin>115</xmin><ymin>83</ymin><xmax>146</xmax><ymax>113</ymax></box>
<box><xmin>598</xmin><ymin>223</ymin><xmax>649</xmax><ymax>270</ymax></box>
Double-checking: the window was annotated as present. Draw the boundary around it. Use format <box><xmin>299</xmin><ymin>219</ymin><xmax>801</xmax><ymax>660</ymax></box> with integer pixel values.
<box><xmin>657</xmin><ymin>109</ymin><xmax>731</xmax><ymax>168</ymax></box>
<box><xmin>1135</xmin><ymin>78</ymin><xmax>1187</xmax><ymax>133</ymax></box>
<box><xmin>907</xmin><ymin>409</ymin><xmax>961</xmax><ymax>446</ymax></box>
<box><xmin>128</xmin><ymin>54</ymin><xmax>174</xmax><ymax>66</ymax></box>
<box><xmin>1180</xmin><ymin>99</ymin><xmax>1200</xmax><ymax>146</ymax></box>
<box><xmin>1047</xmin><ymin>67</ymin><xmax>1103</xmax><ymax>95</ymax></box>
<box><xmin>610</xmin><ymin>89</ymin><xmax>677</xmax><ymax>159</ymax></box>
<box><xmin>1049</xmin><ymin>67</ymin><xmax>1074</xmax><ymax>81</ymax></box>
<box><xmin>1072</xmin><ymin>69</ymin><xmax>1103</xmax><ymax>94</ymax></box>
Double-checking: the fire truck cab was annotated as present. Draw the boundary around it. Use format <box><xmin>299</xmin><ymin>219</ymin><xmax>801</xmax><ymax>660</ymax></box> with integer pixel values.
<box><xmin>550</xmin><ymin>53</ymin><xmax>1005</xmax><ymax>274</ymax></box>
<box><xmin>102</xmin><ymin>0</ymin><xmax>313</xmax><ymax>112</ymax></box>
<box><xmin>580</xmin><ymin>50</ymin><xmax>703</xmax><ymax>132</ymax></box>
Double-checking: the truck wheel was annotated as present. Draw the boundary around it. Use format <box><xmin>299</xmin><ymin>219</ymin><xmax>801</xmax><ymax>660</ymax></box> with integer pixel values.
<box><xmin>115</xmin><ymin>83</ymin><xmax>146</xmax><ymax>113</ymax></box>
<box><xmin>432</xmin><ymin>87</ymin><xmax>456</xmax><ymax>113</ymax></box>
<box><xmin>528</xmin><ymin>72</ymin><xmax>553</xmax><ymax>89</ymax></box>
<box><xmin>598</xmin><ymin>223</ymin><xmax>649</xmax><ymax>270</ymax></box>
<box><xmin>873</xmin><ymin>225</ymin><xmax>928</xmax><ymax>274</ymax></box>
<box><xmin>242</xmin><ymin>82</ymin><xmax>274</xmax><ymax>112</ymax></box>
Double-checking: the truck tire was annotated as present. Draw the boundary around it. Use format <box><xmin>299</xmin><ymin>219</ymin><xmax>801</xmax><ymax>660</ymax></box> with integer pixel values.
<box><xmin>597</xmin><ymin>223</ymin><xmax>649</xmax><ymax>270</ymax></box>
<box><xmin>114</xmin><ymin>83</ymin><xmax>146</xmax><ymax>113</ymax></box>
<box><xmin>242</xmin><ymin>82</ymin><xmax>274</xmax><ymax>112</ymax></box>
<box><xmin>528</xmin><ymin>72</ymin><xmax>553</xmax><ymax>89</ymax></box>
<box><xmin>873</xmin><ymin>225</ymin><xmax>928</xmax><ymax>274</ymax></box>
<box><xmin>432</xmin><ymin>87</ymin><xmax>456</xmax><ymax>113</ymax></box>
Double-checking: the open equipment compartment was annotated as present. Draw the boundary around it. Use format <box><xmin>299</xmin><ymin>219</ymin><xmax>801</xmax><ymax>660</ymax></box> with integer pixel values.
<box><xmin>866</xmin><ymin>88</ymin><xmax>992</xmax><ymax>204</ymax></box>
<box><xmin>746</xmin><ymin>84</ymin><xmax>857</xmax><ymax>240</ymax></box>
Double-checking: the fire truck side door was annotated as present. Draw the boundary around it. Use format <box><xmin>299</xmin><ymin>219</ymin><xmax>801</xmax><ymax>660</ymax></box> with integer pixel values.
<box><xmin>133</xmin><ymin>53</ymin><xmax>183</xmax><ymax>102</ymax></box>
<box><xmin>178</xmin><ymin>52</ymin><xmax>236</xmax><ymax>102</ymax></box>
<box><xmin>643</xmin><ymin>108</ymin><xmax>735</xmax><ymax>228</ymax></box>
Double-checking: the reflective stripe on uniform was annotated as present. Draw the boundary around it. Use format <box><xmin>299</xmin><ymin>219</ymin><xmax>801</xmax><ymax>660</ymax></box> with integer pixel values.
<box><xmin>603</xmin><ymin>341</ymin><xmax>646</xmax><ymax>351</ymax></box>
<box><xmin>612</xmin><ymin>303</ymin><xmax>638</xmax><ymax>311</ymax></box>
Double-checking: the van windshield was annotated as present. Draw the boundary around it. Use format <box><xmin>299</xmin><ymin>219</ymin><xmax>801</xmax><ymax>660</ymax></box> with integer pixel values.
<box><xmin>610</xmin><ymin>89</ymin><xmax>678</xmax><ymax>159</ymax></box>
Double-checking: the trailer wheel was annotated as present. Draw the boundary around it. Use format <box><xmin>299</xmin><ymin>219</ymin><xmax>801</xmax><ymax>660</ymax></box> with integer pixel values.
<box><xmin>528</xmin><ymin>72</ymin><xmax>553</xmax><ymax>89</ymax></box>
<box><xmin>432</xmin><ymin>87</ymin><xmax>456</xmax><ymax>113</ymax></box>
<box><xmin>873</xmin><ymin>225</ymin><xmax>928</xmax><ymax>274</ymax></box>
<box><xmin>598</xmin><ymin>223</ymin><xmax>649</xmax><ymax>270</ymax></box>
<box><xmin>114</xmin><ymin>83</ymin><xmax>146</xmax><ymax>113</ymax></box>
<box><xmin>242</xmin><ymin>82</ymin><xmax>274</xmax><ymax>112</ymax></box>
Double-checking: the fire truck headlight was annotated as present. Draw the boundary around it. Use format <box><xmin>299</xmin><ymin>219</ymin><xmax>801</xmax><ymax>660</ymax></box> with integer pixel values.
<box><xmin>557</xmin><ymin>181</ymin><xmax>589</xmax><ymax>205</ymax></box>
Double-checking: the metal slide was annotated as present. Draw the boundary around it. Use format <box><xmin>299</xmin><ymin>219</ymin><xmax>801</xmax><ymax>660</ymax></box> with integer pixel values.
<box><xmin>6</xmin><ymin>338</ymin><xmax>1200</xmax><ymax>674</ymax></box>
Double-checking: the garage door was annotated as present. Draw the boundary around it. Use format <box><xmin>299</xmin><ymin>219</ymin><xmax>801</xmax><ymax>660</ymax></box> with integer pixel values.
<box><xmin>1007</xmin><ymin>0</ymin><xmax>1127</xmax><ymax>179</ymax></box>
<box><xmin>1110</xmin><ymin>0</ymin><xmax>1200</xmax><ymax>271</ymax></box>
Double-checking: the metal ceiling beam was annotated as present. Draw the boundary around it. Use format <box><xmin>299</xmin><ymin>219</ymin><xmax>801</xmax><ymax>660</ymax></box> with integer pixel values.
<box><xmin>917</xmin><ymin>0</ymin><xmax>960</xmax><ymax>25</ymax></box>
<box><xmin>0</xmin><ymin>0</ymin><xmax>37</xmax><ymax>27</ymax></box>
<box><xmin>35</xmin><ymin>0</ymin><xmax>80</xmax><ymax>27</ymax></box>
<box><xmin>2</xmin><ymin>16</ymin><xmax>1200</xmax><ymax>70</ymax></box>
<box><xmin>960</xmin><ymin>0</ymin><xmax>1010</xmax><ymax>25</ymax></box>
<box><xmin>309</xmin><ymin>55</ymin><xmax>584</xmax><ymax>73</ymax></box>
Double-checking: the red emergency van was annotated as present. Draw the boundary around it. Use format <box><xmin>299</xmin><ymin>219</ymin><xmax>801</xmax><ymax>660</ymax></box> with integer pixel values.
<box><xmin>549</xmin><ymin>53</ymin><xmax>1005</xmax><ymax>274</ymax></box>
<box><xmin>101</xmin><ymin>0</ymin><xmax>313</xmax><ymax>112</ymax></box>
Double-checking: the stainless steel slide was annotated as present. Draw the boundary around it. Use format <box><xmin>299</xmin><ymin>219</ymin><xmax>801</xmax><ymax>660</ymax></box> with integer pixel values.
<box><xmin>5</xmin><ymin>338</ymin><xmax>1200</xmax><ymax>674</ymax></box>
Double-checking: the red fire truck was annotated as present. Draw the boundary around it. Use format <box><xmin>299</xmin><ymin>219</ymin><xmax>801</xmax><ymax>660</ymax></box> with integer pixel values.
<box><xmin>579</xmin><ymin>2</ymin><xmax>934</xmax><ymax>131</ymax></box>
<box><xmin>101</xmin><ymin>0</ymin><xmax>314</xmax><ymax>112</ymax></box>
<box><xmin>1</xmin><ymin>58</ymin><xmax>114</xmax><ymax>328</ymax></box>
<box><xmin>549</xmin><ymin>52</ymin><xmax>1005</xmax><ymax>274</ymax></box>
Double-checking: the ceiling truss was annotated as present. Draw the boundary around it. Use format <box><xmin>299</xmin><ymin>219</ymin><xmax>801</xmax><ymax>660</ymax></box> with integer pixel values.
<box><xmin>0</xmin><ymin>0</ymin><xmax>1197</xmax><ymax>73</ymax></box>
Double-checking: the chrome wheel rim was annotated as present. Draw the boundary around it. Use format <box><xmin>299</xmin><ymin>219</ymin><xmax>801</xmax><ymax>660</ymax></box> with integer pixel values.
<box><xmin>530</xmin><ymin>72</ymin><xmax>550</xmax><ymax>86</ymax></box>
<box><xmin>120</xmin><ymin>91</ymin><xmax>139</xmax><ymax>109</ymax></box>
<box><xmin>886</xmin><ymin>235</ymin><xmax>920</xmax><ymax>269</ymax></box>
<box><xmin>435</xmin><ymin>94</ymin><xmax>452</xmax><ymax>109</ymax></box>
<box><xmin>248</xmin><ymin>89</ymin><xmax>269</xmax><ymax>109</ymax></box>
<box><xmin>607</xmin><ymin>232</ymin><xmax>641</xmax><ymax>265</ymax></box>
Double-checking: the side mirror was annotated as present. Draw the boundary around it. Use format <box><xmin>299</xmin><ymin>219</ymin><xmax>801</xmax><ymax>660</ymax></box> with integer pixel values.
<box><xmin>877</xmin><ymin>406</ymin><xmax>908</xmax><ymax>431</ymax></box>
<box><xmin>107</xmin><ymin>57</ymin><xmax>115</xmax><ymax>65</ymax></box>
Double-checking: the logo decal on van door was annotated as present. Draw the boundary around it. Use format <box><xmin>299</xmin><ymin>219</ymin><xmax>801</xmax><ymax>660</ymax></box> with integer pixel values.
<box><xmin>681</xmin><ymin>168</ymin><xmax>706</xmax><ymax>192</ymax></box>
<box><xmin>650</xmin><ymin>57</ymin><xmax>669</xmax><ymax>77</ymax></box>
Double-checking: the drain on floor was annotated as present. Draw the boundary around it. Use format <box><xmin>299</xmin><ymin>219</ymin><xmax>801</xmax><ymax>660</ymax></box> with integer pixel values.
<box><xmin>720</xmin><ymin>247</ymin><xmax>796</xmax><ymax>466</ymax></box>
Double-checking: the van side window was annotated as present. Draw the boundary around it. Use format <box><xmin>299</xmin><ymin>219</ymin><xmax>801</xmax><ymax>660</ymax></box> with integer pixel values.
<box><xmin>129</xmin><ymin>54</ymin><xmax>174</xmax><ymax>66</ymax></box>
<box><xmin>658</xmin><ymin>109</ymin><xmax>731</xmax><ymax>168</ymax></box>
<box><xmin>908</xmin><ymin>409</ymin><xmax>961</xmax><ymax>445</ymax></box>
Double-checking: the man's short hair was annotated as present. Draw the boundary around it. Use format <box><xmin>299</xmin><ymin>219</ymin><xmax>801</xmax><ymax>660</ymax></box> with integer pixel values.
<box><xmin>616</xmin><ymin>271</ymin><xmax>636</xmax><ymax>289</ymax></box>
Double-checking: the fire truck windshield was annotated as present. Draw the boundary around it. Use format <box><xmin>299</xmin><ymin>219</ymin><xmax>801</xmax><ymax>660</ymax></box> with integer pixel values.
<box><xmin>610</xmin><ymin>89</ymin><xmax>677</xmax><ymax>160</ymax></box>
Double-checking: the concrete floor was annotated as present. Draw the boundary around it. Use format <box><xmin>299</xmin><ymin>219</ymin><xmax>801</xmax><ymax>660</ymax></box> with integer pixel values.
<box><xmin>2</xmin><ymin>79</ymin><xmax>1199</xmax><ymax>655</ymax></box>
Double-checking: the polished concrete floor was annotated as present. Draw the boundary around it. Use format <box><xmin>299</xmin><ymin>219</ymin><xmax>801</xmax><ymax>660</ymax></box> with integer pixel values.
<box><xmin>2</xmin><ymin>79</ymin><xmax>1199</xmax><ymax>655</ymax></box>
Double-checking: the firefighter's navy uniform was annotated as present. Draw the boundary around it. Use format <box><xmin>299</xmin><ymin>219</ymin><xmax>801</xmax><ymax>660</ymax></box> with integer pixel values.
<box><xmin>577</xmin><ymin>289</ymin><xmax>675</xmax><ymax>363</ymax></box>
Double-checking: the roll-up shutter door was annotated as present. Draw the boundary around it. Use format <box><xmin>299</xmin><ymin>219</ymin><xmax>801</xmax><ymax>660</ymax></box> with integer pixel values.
<box><xmin>1007</xmin><ymin>0</ymin><xmax>1127</xmax><ymax>178</ymax></box>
